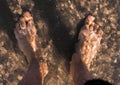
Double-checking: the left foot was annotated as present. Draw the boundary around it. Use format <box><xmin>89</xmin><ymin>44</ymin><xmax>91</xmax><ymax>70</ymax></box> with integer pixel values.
<box><xmin>15</xmin><ymin>11</ymin><xmax>37</xmax><ymax>52</ymax></box>
<box><xmin>15</xmin><ymin>12</ymin><xmax>48</xmax><ymax>85</ymax></box>
<box><xmin>14</xmin><ymin>11</ymin><xmax>37</xmax><ymax>63</ymax></box>
<box><xmin>18</xmin><ymin>59</ymin><xmax>48</xmax><ymax>85</ymax></box>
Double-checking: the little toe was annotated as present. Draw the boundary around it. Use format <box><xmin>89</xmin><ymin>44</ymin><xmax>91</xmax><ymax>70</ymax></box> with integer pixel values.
<box><xmin>97</xmin><ymin>28</ymin><xmax>103</xmax><ymax>38</ymax></box>
<box><xmin>93</xmin><ymin>24</ymin><xmax>99</xmax><ymax>32</ymax></box>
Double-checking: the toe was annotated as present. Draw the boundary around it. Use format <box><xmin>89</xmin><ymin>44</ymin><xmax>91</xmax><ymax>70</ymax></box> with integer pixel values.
<box><xmin>93</xmin><ymin>24</ymin><xmax>99</xmax><ymax>32</ymax></box>
<box><xmin>23</xmin><ymin>11</ymin><xmax>33</xmax><ymax>22</ymax></box>
<box><xmin>85</xmin><ymin>15</ymin><xmax>95</xmax><ymax>25</ymax></box>
<box><xmin>97</xmin><ymin>28</ymin><xmax>103</xmax><ymax>38</ymax></box>
<box><xmin>23</xmin><ymin>11</ymin><xmax>31</xmax><ymax>17</ymax></box>
<box><xmin>19</xmin><ymin>17</ymin><xmax>26</xmax><ymax>29</ymax></box>
<box><xmin>89</xmin><ymin>23</ymin><xmax>95</xmax><ymax>31</ymax></box>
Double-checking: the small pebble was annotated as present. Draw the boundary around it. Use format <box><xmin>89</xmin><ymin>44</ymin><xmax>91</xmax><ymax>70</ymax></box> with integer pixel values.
<box><xmin>114</xmin><ymin>58</ymin><xmax>117</xmax><ymax>63</ymax></box>
<box><xmin>17</xmin><ymin>75</ymin><xmax>23</xmax><ymax>80</ymax></box>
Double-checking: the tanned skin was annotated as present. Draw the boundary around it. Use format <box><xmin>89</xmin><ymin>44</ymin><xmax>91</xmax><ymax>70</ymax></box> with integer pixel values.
<box><xmin>14</xmin><ymin>11</ymin><xmax>37</xmax><ymax>64</ymax></box>
<box><xmin>70</xmin><ymin>15</ymin><xmax>103</xmax><ymax>85</ymax></box>
<box><xmin>15</xmin><ymin>12</ymin><xmax>103</xmax><ymax>85</ymax></box>
<box><xmin>15</xmin><ymin>12</ymin><xmax>48</xmax><ymax>85</ymax></box>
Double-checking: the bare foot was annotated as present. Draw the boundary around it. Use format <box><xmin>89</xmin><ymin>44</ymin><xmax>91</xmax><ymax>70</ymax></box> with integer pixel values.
<box><xmin>70</xmin><ymin>15</ymin><xmax>103</xmax><ymax>85</ymax></box>
<box><xmin>15</xmin><ymin>12</ymin><xmax>49</xmax><ymax>85</ymax></box>
<box><xmin>14</xmin><ymin>11</ymin><xmax>37</xmax><ymax>63</ymax></box>
<box><xmin>22</xmin><ymin>12</ymin><xmax>37</xmax><ymax>52</ymax></box>
<box><xmin>78</xmin><ymin>15</ymin><xmax>103</xmax><ymax>69</ymax></box>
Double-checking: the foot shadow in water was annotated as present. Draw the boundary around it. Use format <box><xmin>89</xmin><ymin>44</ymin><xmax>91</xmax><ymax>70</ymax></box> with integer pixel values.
<box><xmin>33</xmin><ymin>0</ymin><xmax>74</xmax><ymax>61</ymax></box>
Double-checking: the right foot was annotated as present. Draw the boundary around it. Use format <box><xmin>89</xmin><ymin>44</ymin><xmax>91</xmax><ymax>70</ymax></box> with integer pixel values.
<box><xmin>70</xmin><ymin>15</ymin><xmax>103</xmax><ymax>85</ymax></box>
<box><xmin>77</xmin><ymin>15</ymin><xmax>103</xmax><ymax>69</ymax></box>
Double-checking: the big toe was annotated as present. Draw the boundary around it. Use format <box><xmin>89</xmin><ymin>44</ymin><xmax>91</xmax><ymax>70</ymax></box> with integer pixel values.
<box><xmin>23</xmin><ymin>11</ymin><xmax>33</xmax><ymax>21</ymax></box>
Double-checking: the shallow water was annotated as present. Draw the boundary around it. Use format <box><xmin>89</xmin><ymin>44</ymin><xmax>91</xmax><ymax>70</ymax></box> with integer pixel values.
<box><xmin>0</xmin><ymin>0</ymin><xmax>120</xmax><ymax>85</ymax></box>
